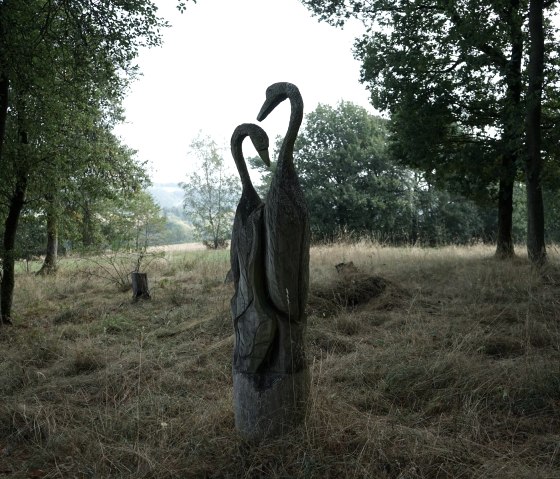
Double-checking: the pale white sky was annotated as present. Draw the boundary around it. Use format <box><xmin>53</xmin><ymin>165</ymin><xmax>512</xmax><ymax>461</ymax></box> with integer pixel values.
<box><xmin>114</xmin><ymin>0</ymin><xmax>374</xmax><ymax>184</ymax></box>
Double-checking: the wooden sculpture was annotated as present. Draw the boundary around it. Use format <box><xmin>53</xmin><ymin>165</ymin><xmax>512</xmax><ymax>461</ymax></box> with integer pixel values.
<box><xmin>231</xmin><ymin>83</ymin><xmax>310</xmax><ymax>441</ymax></box>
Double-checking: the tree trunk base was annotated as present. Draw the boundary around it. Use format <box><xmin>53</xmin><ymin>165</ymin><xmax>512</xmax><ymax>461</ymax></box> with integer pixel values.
<box><xmin>1</xmin><ymin>316</ymin><xmax>13</xmax><ymax>326</ymax></box>
<box><xmin>37</xmin><ymin>263</ymin><xmax>57</xmax><ymax>276</ymax></box>
<box><xmin>495</xmin><ymin>244</ymin><xmax>515</xmax><ymax>260</ymax></box>
<box><xmin>528</xmin><ymin>247</ymin><xmax>547</xmax><ymax>266</ymax></box>
<box><xmin>233</xmin><ymin>368</ymin><xmax>309</xmax><ymax>442</ymax></box>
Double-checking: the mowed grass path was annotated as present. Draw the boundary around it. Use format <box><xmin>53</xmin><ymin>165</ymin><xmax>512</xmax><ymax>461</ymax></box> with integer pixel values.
<box><xmin>1</xmin><ymin>243</ymin><xmax>559</xmax><ymax>478</ymax></box>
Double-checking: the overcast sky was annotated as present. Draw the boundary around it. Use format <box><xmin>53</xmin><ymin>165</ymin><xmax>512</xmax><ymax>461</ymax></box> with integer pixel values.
<box><xmin>113</xmin><ymin>0</ymin><xmax>374</xmax><ymax>184</ymax></box>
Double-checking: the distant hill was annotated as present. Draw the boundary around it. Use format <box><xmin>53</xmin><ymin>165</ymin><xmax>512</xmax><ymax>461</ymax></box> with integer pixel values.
<box><xmin>148</xmin><ymin>183</ymin><xmax>184</xmax><ymax>209</ymax></box>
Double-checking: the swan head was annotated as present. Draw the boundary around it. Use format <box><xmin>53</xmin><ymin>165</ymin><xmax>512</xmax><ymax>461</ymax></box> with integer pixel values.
<box><xmin>231</xmin><ymin>123</ymin><xmax>270</xmax><ymax>167</ymax></box>
<box><xmin>249</xmin><ymin>126</ymin><xmax>271</xmax><ymax>167</ymax></box>
<box><xmin>257</xmin><ymin>82</ymin><xmax>299</xmax><ymax>122</ymax></box>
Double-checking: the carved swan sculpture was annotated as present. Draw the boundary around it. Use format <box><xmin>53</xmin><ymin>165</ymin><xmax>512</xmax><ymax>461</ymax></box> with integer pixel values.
<box><xmin>257</xmin><ymin>82</ymin><xmax>310</xmax><ymax>321</ymax></box>
<box><xmin>230</xmin><ymin>123</ymin><xmax>276</xmax><ymax>373</ymax></box>
<box><xmin>231</xmin><ymin>85</ymin><xmax>311</xmax><ymax>441</ymax></box>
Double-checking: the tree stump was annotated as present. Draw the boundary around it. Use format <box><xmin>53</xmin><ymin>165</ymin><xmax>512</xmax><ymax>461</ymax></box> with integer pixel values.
<box><xmin>131</xmin><ymin>272</ymin><xmax>150</xmax><ymax>300</ymax></box>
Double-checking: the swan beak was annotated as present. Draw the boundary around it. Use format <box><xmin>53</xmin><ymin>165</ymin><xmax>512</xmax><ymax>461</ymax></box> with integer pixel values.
<box><xmin>257</xmin><ymin>148</ymin><xmax>271</xmax><ymax>167</ymax></box>
<box><xmin>257</xmin><ymin>101</ymin><xmax>272</xmax><ymax>122</ymax></box>
<box><xmin>257</xmin><ymin>93</ymin><xmax>287</xmax><ymax>122</ymax></box>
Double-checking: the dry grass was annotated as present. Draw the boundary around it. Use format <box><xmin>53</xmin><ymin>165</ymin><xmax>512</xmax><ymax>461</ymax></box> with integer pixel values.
<box><xmin>1</xmin><ymin>243</ymin><xmax>559</xmax><ymax>478</ymax></box>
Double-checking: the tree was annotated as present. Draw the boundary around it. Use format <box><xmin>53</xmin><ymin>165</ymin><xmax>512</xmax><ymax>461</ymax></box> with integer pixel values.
<box><xmin>153</xmin><ymin>211</ymin><xmax>195</xmax><ymax>246</ymax></box>
<box><xmin>31</xmin><ymin>106</ymin><xmax>129</xmax><ymax>272</ymax></box>
<box><xmin>181</xmin><ymin>134</ymin><xmax>239</xmax><ymax>249</ymax></box>
<box><xmin>100</xmin><ymin>190</ymin><xmax>166</xmax><ymax>251</ymax></box>
<box><xmin>301</xmin><ymin>0</ymin><xmax>559</xmax><ymax>262</ymax></box>
<box><xmin>293</xmin><ymin>102</ymin><xmax>413</xmax><ymax>240</ymax></box>
<box><xmin>36</xmin><ymin>193</ymin><xmax>60</xmax><ymax>275</ymax></box>
<box><xmin>0</xmin><ymin>0</ymin><xmax>170</xmax><ymax>324</ymax></box>
<box><xmin>0</xmin><ymin>0</ymin><xmax>167</xmax><ymax>166</ymax></box>
<box><xmin>56</xmin><ymin>125</ymin><xmax>152</xmax><ymax>251</ymax></box>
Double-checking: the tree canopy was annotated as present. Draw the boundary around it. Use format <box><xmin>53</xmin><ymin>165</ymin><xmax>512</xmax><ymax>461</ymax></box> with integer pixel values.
<box><xmin>302</xmin><ymin>0</ymin><xmax>560</xmax><ymax>263</ymax></box>
<box><xmin>255</xmin><ymin>101</ymin><xmax>491</xmax><ymax>244</ymax></box>
<box><xmin>293</xmin><ymin>102</ymin><xmax>410</xmax><ymax>239</ymax></box>
<box><xmin>0</xmin><ymin>0</ymin><xmax>174</xmax><ymax>323</ymax></box>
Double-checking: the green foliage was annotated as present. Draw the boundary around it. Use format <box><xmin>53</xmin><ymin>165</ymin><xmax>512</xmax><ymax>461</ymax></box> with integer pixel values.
<box><xmin>305</xmin><ymin>0</ymin><xmax>519</xmax><ymax>192</ymax></box>
<box><xmin>156</xmin><ymin>210</ymin><xmax>195</xmax><ymax>245</ymax></box>
<box><xmin>54</xmin><ymin>127</ymin><xmax>154</xmax><ymax>251</ymax></box>
<box><xmin>0</xmin><ymin>0</ymin><xmax>170</xmax><ymax>253</ymax></box>
<box><xmin>301</xmin><ymin>0</ymin><xmax>560</xmax><ymax>255</ymax></box>
<box><xmin>0</xmin><ymin>0</ymin><xmax>181</xmax><ymax>321</ymax></box>
<box><xmin>13</xmin><ymin>212</ymin><xmax>46</xmax><ymax>259</ymax></box>
<box><xmin>100</xmin><ymin>190</ymin><xmax>165</xmax><ymax>251</ymax></box>
<box><xmin>256</xmin><ymin>101</ymin><xmax>488</xmax><ymax>245</ymax></box>
<box><xmin>293</xmin><ymin>102</ymin><xmax>410</xmax><ymax>239</ymax></box>
<box><xmin>181</xmin><ymin>134</ymin><xmax>239</xmax><ymax>249</ymax></box>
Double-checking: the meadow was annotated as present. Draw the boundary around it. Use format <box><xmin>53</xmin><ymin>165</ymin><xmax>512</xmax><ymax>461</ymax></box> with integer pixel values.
<box><xmin>1</xmin><ymin>242</ymin><xmax>559</xmax><ymax>478</ymax></box>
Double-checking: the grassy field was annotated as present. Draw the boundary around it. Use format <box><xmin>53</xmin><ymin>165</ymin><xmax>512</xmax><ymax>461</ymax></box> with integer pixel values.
<box><xmin>1</xmin><ymin>243</ymin><xmax>559</xmax><ymax>478</ymax></box>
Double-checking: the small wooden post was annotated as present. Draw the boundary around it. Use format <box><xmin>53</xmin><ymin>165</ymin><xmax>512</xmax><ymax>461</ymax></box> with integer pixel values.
<box><xmin>131</xmin><ymin>272</ymin><xmax>150</xmax><ymax>300</ymax></box>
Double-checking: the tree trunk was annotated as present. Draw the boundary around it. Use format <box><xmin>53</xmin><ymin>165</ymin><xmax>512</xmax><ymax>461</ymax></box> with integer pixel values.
<box><xmin>1</xmin><ymin>106</ymin><xmax>29</xmax><ymax>324</ymax></box>
<box><xmin>1</xmin><ymin>172</ymin><xmax>27</xmax><ymax>324</ymax></box>
<box><xmin>0</xmin><ymin>74</ymin><xmax>8</xmax><ymax>163</ymax></box>
<box><xmin>0</xmin><ymin>0</ymin><xmax>9</xmax><ymax>164</ymax></box>
<box><xmin>496</xmin><ymin>166</ymin><xmax>515</xmax><ymax>258</ymax></box>
<box><xmin>37</xmin><ymin>196</ymin><xmax>59</xmax><ymax>275</ymax></box>
<box><xmin>410</xmin><ymin>175</ymin><xmax>419</xmax><ymax>245</ymax></box>
<box><xmin>496</xmin><ymin>1</ymin><xmax>523</xmax><ymax>259</ymax></box>
<box><xmin>82</xmin><ymin>201</ymin><xmax>94</xmax><ymax>248</ymax></box>
<box><xmin>525</xmin><ymin>0</ymin><xmax>546</xmax><ymax>265</ymax></box>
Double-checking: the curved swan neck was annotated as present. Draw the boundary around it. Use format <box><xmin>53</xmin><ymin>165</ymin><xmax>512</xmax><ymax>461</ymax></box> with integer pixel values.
<box><xmin>231</xmin><ymin>123</ymin><xmax>269</xmax><ymax>195</ymax></box>
<box><xmin>231</xmin><ymin>133</ymin><xmax>253</xmax><ymax>191</ymax></box>
<box><xmin>278</xmin><ymin>88</ymin><xmax>303</xmax><ymax>172</ymax></box>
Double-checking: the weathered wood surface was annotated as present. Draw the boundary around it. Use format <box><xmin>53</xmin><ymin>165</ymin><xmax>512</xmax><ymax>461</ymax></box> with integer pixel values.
<box><xmin>230</xmin><ymin>83</ymin><xmax>311</xmax><ymax>441</ymax></box>
<box><xmin>230</xmin><ymin>124</ymin><xmax>274</xmax><ymax>374</ymax></box>
<box><xmin>258</xmin><ymin>83</ymin><xmax>310</xmax><ymax>323</ymax></box>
